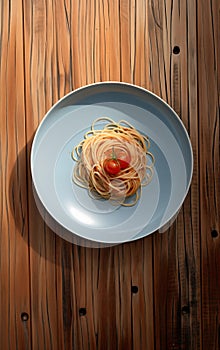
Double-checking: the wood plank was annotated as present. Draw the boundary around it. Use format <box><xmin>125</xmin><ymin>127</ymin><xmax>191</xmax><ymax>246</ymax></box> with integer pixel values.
<box><xmin>197</xmin><ymin>0</ymin><xmax>220</xmax><ymax>348</ymax></box>
<box><xmin>23</xmin><ymin>0</ymin><xmax>69</xmax><ymax>348</ymax></box>
<box><xmin>148</xmin><ymin>0</ymin><xmax>202</xmax><ymax>348</ymax></box>
<box><xmin>0</xmin><ymin>1</ymin><xmax>31</xmax><ymax>348</ymax></box>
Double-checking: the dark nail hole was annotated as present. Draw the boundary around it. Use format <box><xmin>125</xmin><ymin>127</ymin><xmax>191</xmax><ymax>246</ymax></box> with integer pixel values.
<box><xmin>173</xmin><ymin>46</ymin><xmax>180</xmax><ymax>55</ymax></box>
<box><xmin>181</xmin><ymin>305</ymin><xmax>190</xmax><ymax>315</ymax></box>
<box><xmin>21</xmin><ymin>312</ymin><xmax>29</xmax><ymax>321</ymax></box>
<box><xmin>211</xmin><ymin>229</ymin><xmax>218</xmax><ymax>238</ymax></box>
<box><xmin>79</xmin><ymin>308</ymin><xmax>86</xmax><ymax>316</ymax></box>
<box><xmin>131</xmin><ymin>285</ymin><xmax>138</xmax><ymax>294</ymax></box>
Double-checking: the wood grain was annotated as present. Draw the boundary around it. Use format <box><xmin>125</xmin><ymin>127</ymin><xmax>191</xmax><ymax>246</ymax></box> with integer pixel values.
<box><xmin>149</xmin><ymin>1</ymin><xmax>201</xmax><ymax>348</ymax></box>
<box><xmin>0</xmin><ymin>1</ymin><xmax>31</xmax><ymax>348</ymax></box>
<box><xmin>198</xmin><ymin>1</ymin><xmax>220</xmax><ymax>349</ymax></box>
<box><xmin>0</xmin><ymin>0</ymin><xmax>219</xmax><ymax>349</ymax></box>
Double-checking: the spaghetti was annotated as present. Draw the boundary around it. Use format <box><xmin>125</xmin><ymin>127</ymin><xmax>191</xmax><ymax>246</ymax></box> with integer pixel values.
<box><xmin>72</xmin><ymin>117</ymin><xmax>154</xmax><ymax>206</ymax></box>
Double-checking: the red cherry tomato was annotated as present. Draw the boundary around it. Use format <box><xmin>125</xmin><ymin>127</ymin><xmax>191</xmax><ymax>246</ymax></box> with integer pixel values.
<box><xmin>118</xmin><ymin>159</ymin><xmax>130</xmax><ymax>169</ymax></box>
<box><xmin>104</xmin><ymin>159</ymin><xmax>121</xmax><ymax>175</ymax></box>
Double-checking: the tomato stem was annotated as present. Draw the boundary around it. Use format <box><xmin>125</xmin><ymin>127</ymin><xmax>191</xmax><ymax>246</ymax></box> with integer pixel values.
<box><xmin>112</xmin><ymin>146</ymin><xmax>117</xmax><ymax>159</ymax></box>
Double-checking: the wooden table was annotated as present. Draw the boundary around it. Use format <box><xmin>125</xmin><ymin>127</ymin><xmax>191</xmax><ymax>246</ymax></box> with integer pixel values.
<box><xmin>0</xmin><ymin>1</ymin><xmax>219</xmax><ymax>349</ymax></box>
